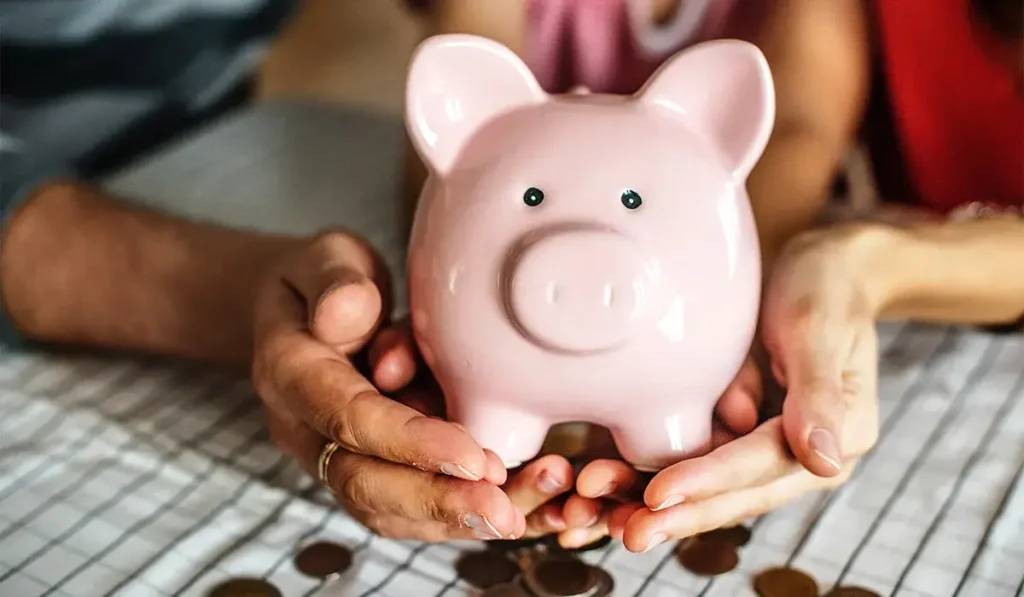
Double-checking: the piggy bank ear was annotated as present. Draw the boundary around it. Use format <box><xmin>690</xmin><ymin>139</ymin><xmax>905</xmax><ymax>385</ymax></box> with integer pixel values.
<box><xmin>406</xmin><ymin>34</ymin><xmax>546</xmax><ymax>175</ymax></box>
<box><xmin>638</xmin><ymin>40</ymin><xmax>775</xmax><ymax>180</ymax></box>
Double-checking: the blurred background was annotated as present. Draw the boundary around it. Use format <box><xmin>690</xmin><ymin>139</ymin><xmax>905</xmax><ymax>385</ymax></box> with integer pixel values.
<box><xmin>257</xmin><ymin>0</ymin><xmax>424</xmax><ymax>115</ymax></box>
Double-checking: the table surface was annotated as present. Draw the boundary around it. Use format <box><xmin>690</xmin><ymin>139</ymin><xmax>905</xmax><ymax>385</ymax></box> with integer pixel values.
<box><xmin>1</xmin><ymin>100</ymin><xmax>1022</xmax><ymax>597</ymax></box>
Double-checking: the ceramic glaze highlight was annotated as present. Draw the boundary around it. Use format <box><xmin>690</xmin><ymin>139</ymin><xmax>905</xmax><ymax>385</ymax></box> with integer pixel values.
<box><xmin>404</xmin><ymin>34</ymin><xmax>775</xmax><ymax>471</ymax></box>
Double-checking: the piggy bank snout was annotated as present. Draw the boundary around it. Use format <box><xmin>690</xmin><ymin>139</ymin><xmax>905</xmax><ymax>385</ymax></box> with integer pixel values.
<box><xmin>505</xmin><ymin>229</ymin><xmax>651</xmax><ymax>353</ymax></box>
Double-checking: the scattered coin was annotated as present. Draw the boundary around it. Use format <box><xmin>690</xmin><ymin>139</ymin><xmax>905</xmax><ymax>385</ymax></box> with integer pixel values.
<box><xmin>206</xmin><ymin>577</ymin><xmax>282</xmax><ymax>597</ymax></box>
<box><xmin>699</xmin><ymin>525</ymin><xmax>752</xmax><ymax>547</ymax></box>
<box><xmin>584</xmin><ymin>566</ymin><xmax>615</xmax><ymax>597</ymax></box>
<box><xmin>824</xmin><ymin>587</ymin><xmax>882</xmax><ymax>597</ymax></box>
<box><xmin>480</xmin><ymin>581</ymin><xmax>533</xmax><ymax>597</ymax></box>
<box><xmin>523</xmin><ymin>555</ymin><xmax>601</xmax><ymax>596</ymax></box>
<box><xmin>293</xmin><ymin>541</ymin><xmax>353</xmax><ymax>578</ymax></box>
<box><xmin>676</xmin><ymin>537</ymin><xmax>739</xmax><ymax>576</ymax></box>
<box><xmin>456</xmin><ymin>550</ymin><xmax>521</xmax><ymax>589</ymax></box>
<box><xmin>753</xmin><ymin>567</ymin><xmax>819</xmax><ymax>597</ymax></box>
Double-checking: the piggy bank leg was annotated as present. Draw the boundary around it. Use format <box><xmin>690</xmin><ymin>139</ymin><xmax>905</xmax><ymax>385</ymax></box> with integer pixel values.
<box><xmin>455</xmin><ymin>403</ymin><xmax>550</xmax><ymax>469</ymax></box>
<box><xmin>610</xmin><ymin>413</ymin><xmax>714</xmax><ymax>472</ymax></box>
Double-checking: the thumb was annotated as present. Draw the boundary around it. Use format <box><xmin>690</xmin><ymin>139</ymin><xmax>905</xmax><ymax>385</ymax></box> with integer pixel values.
<box><xmin>773</xmin><ymin>331</ymin><xmax>846</xmax><ymax>478</ymax></box>
<box><xmin>285</xmin><ymin>235</ymin><xmax>386</xmax><ymax>352</ymax></box>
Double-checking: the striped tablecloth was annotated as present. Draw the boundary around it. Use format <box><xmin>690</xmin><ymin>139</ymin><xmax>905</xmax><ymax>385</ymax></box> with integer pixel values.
<box><xmin>1</xmin><ymin>322</ymin><xmax>1021</xmax><ymax>596</ymax></box>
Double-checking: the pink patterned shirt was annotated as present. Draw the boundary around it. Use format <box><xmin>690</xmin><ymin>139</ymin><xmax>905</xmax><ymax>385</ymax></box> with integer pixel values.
<box><xmin>407</xmin><ymin>0</ymin><xmax>751</xmax><ymax>94</ymax></box>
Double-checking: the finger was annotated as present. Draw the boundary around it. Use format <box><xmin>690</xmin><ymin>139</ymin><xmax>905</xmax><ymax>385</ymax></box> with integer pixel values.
<box><xmin>622</xmin><ymin>467</ymin><xmax>853</xmax><ymax>553</ymax></box>
<box><xmin>361</xmin><ymin>515</ymin><xmax>452</xmax><ymax>542</ymax></box>
<box><xmin>365</xmin><ymin>514</ymin><xmax>501</xmax><ymax>543</ymax></box>
<box><xmin>563</xmin><ymin>494</ymin><xmax>603</xmax><ymax>529</ymax></box>
<box><xmin>643</xmin><ymin>419</ymin><xmax>798</xmax><ymax>510</ymax></box>
<box><xmin>369</xmin><ymin>322</ymin><xmax>418</xmax><ymax>392</ymax></box>
<box><xmin>261</xmin><ymin>330</ymin><xmax>490</xmax><ymax>480</ymax></box>
<box><xmin>775</xmin><ymin>328</ymin><xmax>847</xmax><ymax>477</ymax></box>
<box><xmin>715</xmin><ymin>358</ymin><xmax>763</xmax><ymax>435</ymax></box>
<box><xmin>523</xmin><ymin>502</ymin><xmax>568</xmax><ymax>538</ymax></box>
<box><xmin>560</xmin><ymin>494</ymin><xmax>613</xmax><ymax>548</ymax></box>
<box><xmin>309</xmin><ymin>273</ymin><xmax>383</xmax><ymax>349</ymax></box>
<box><xmin>558</xmin><ymin>519</ymin><xmax>610</xmax><ymax>549</ymax></box>
<box><xmin>576</xmin><ymin>460</ymin><xmax>643</xmax><ymax>502</ymax></box>
<box><xmin>262</xmin><ymin>402</ymin><xmax>322</xmax><ymax>475</ymax></box>
<box><xmin>285</xmin><ymin>234</ymin><xmax>387</xmax><ymax>351</ymax></box>
<box><xmin>607</xmin><ymin>502</ymin><xmax>644</xmax><ymax>541</ymax></box>
<box><xmin>503</xmin><ymin>455</ymin><xmax>573</xmax><ymax>516</ymax></box>
<box><xmin>328</xmin><ymin>449</ymin><xmax>522</xmax><ymax>540</ymax></box>
<box><xmin>483</xmin><ymin>450</ymin><xmax>509</xmax><ymax>486</ymax></box>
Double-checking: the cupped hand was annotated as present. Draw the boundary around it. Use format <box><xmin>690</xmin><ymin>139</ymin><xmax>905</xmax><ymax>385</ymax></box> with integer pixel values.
<box><xmin>581</xmin><ymin>227</ymin><xmax>884</xmax><ymax>552</ymax></box>
<box><xmin>564</xmin><ymin>357</ymin><xmax>762</xmax><ymax>548</ymax></box>
<box><xmin>251</xmin><ymin>230</ymin><xmax>522</xmax><ymax>541</ymax></box>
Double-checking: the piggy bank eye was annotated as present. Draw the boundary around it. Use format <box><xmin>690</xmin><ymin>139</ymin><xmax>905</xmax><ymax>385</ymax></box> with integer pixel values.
<box><xmin>621</xmin><ymin>189</ymin><xmax>642</xmax><ymax>210</ymax></box>
<box><xmin>523</xmin><ymin>187</ymin><xmax>545</xmax><ymax>207</ymax></box>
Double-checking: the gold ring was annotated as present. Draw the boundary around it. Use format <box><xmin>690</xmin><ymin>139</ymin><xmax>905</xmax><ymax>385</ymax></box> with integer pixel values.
<box><xmin>317</xmin><ymin>441</ymin><xmax>341</xmax><ymax>493</ymax></box>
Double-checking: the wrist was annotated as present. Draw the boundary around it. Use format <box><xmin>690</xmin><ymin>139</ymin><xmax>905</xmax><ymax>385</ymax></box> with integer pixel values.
<box><xmin>788</xmin><ymin>221</ymin><xmax>908</xmax><ymax>319</ymax></box>
<box><xmin>843</xmin><ymin>223</ymin><xmax>910</xmax><ymax>318</ymax></box>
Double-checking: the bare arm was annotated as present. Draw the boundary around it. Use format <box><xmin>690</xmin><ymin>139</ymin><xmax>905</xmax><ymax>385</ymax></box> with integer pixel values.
<box><xmin>746</xmin><ymin>0</ymin><xmax>872</xmax><ymax>272</ymax></box>
<box><xmin>870</xmin><ymin>218</ymin><xmax>1024</xmax><ymax>325</ymax></box>
<box><xmin>0</xmin><ymin>181</ymin><xmax>299</xmax><ymax>365</ymax></box>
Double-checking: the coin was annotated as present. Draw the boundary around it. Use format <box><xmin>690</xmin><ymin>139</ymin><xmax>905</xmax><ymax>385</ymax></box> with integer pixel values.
<box><xmin>456</xmin><ymin>550</ymin><xmax>521</xmax><ymax>589</ymax></box>
<box><xmin>585</xmin><ymin>566</ymin><xmax>615</xmax><ymax>597</ymax></box>
<box><xmin>480</xmin><ymin>581</ymin><xmax>533</xmax><ymax>597</ymax></box>
<box><xmin>524</xmin><ymin>556</ymin><xmax>601</xmax><ymax>596</ymax></box>
<box><xmin>824</xmin><ymin>587</ymin><xmax>882</xmax><ymax>597</ymax></box>
<box><xmin>206</xmin><ymin>577</ymin><xmax>282</xmax><ymax>597</ymax></box>
<box><xmin>753</xmin><ymin>567</ymin><xmax>819</xmax><ymax>597</ymax></box>
<box><xmin>676</xmin><ymin>538</ymin><xmax>739</xmax><ymax>576</ymax></box>
<box><xmin>293</xmin><ymin>541</ymin><xmax>353</xmax><ymax>578</ymax></box>
<box><xmin>699</xmin><ymin>525</ymin><xmax>752</xmax><ymax>547</ymax></box>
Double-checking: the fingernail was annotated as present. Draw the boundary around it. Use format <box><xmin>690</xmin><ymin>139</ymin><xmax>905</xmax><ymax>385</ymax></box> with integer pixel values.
<box><xmin>544</xmin><ymin>510</ymin><xmax>565</xmax><ymax>530</ymax></box>
<box><xmin>653</xmin><ymin>495</ymin><xmax>684</xmax><ymax>511</ymax></box>
<box><xmin>596</xmin><ymin>482</ymin><xmax>617</xmax><ymax>498</ymax></box>
<box><xmin>644</xmin><ymin>533</ymin><xmax>668</xmax><ymax>552</ymax></box>
<box><xmin>581</xmin><ymin>511</ymin><xmax>600</xmax><ymax>528</ymax></box>
<box><xmin>537</xmin><ymin>470</ymin><xmax>565</xmax><ymax>494</ymax></box>
<box><xmin>440</xmin><ymin>462</ymin><xmax>480</xmax><ymax>481</ymax></box>
<box><xmin>808</xmin><ymin>428</ymin><xmax>841</xmax><ymax>472</ymax></box>
<box><xmin>465</xmin><ymin>513</ymin><xmax>503</xmax><ymax>540</ymax></box>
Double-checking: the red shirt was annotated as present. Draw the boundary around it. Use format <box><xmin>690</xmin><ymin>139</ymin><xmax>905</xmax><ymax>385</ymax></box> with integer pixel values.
<box><xmin>875</xmin><ymin>0</ymin><xmax>1024</xmax><ymax>214</ymax></box>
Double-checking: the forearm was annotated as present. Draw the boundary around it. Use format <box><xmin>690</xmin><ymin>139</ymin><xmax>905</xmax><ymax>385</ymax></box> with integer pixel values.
<box><xmin>747</xmin><ymin>124</ymin><xmax>847</xmax><ymax>272</ymax></box>
<box><xmin>860</xmin><ymin>219</ymin><xmax>1024</xmax><ymax>325</ymax></box>
<box><xmin>1</xmin><ymin>181</ymin><xmax>300</xmax><ymax>365</ymax></box>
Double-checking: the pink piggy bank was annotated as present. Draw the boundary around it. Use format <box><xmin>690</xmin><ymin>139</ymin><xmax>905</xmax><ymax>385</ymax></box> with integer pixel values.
<box><xmin>404</xmin><ymin>34</ymin><xmax>774</xmax><ymax>471</ymax></box>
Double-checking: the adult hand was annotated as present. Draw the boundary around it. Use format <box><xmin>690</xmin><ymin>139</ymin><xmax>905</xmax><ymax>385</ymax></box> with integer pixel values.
<box><xmin>251</xmin><ymin>230</ymin><xmax>523</xmax><ymax>541</ymax></box>
<box><xmin>580</xmin><ymin>226</ymin><xmax>885</xmax><ymax>552</ymax></box>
